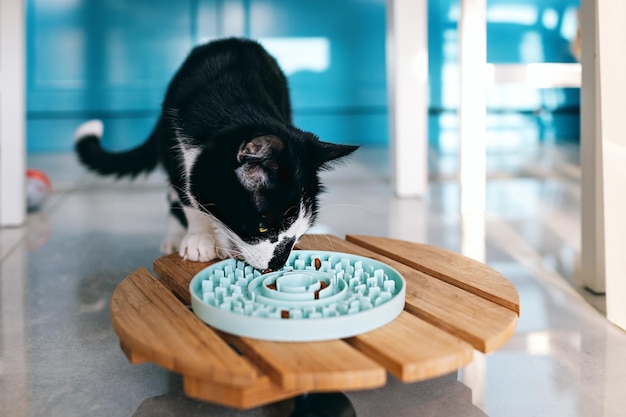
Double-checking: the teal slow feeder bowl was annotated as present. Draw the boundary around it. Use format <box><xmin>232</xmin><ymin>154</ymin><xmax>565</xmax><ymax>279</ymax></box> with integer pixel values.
<box><xmin>189</xmin><ymin>250</ymin><xmax>406</xmax><ymax>342</ymax></box>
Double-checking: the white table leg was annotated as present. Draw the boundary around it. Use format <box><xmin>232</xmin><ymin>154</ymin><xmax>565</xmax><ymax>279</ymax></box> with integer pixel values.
<box><xmin>597</xmin><ymin>0</ymin><xmax>626</xmax><ymax>330</ymax></box>
<box><xmin>580</xmin><ymin>0</ymin><xmax>605</xmax><ymax>294</ymax></box>
<box><xmin>386</xmin><ymin>0</ymin><xmax>428</xmax><ymax>198</ymax></box>
<box><xmin>458</xmin><ymin>0</ymin><xmax>486</xmax><ymax>262</ymax></box>
<box><xmin>0</xmin><ymin>0</ymin><xmax>26</xmax><ymax>227</ymax></box>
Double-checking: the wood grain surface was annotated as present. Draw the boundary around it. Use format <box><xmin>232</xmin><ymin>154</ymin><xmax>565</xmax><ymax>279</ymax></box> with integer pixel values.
<box><xmin>296</xmin><ymin>234</ymin><xmax>519</xmax><ymax>352</ymax></box>
<box><xmin>110</xmin><ymin>268</ymin><xmax>257</xmax><ymax>387</ymax></box>
<box><xmin>110</xmin><ymin>234</ymin><xmax>520</xmax><ymax>409</ymax></box>
<box><xmin>346</xmin><ymin>235</ymin><xmax>520</xmax><ymax>314</ymax></box>
<box><xmin>345</xmin><ymin>311</ymin><xmax>474</xmax><ymax>382</ymax></box>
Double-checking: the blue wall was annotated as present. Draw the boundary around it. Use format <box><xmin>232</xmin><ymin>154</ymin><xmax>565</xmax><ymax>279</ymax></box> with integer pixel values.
<box><xmin>26</xmin><ymin>0</ymin><xmax>580</xmax><ymax>153</ymax></box>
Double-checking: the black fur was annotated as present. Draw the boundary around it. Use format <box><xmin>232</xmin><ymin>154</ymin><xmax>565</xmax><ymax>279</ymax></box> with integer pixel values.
<box><xmin>75</xmin><ymin>37</ymin><xmax>358</xmax><ymax>266</ymax></box>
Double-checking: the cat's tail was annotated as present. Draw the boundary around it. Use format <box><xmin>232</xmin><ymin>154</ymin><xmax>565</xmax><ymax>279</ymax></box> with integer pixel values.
<box><xmin>74</xmin><ymin>119</ymin><xmax>160</xmax><ymax>178</ymax></box>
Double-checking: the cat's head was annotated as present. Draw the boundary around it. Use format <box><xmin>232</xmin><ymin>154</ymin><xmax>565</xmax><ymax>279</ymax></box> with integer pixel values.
<box><xmin>187</xmin><ymin>126</ymin><xmax>358</xmax><ymax>270</ymax></box>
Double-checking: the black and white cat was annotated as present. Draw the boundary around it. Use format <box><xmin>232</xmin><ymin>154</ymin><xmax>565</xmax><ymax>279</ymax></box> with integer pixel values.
<box><xmin>75</xmin><ymin>37</ymin><xmax>358</xmax><ymax>271</ymax></box>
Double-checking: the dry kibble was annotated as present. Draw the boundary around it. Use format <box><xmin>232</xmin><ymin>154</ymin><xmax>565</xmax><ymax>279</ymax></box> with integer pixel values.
<box><xmin>314</xmin><ymin>258</ymin><xmax>322</xmax><ymax>270</ymax></box>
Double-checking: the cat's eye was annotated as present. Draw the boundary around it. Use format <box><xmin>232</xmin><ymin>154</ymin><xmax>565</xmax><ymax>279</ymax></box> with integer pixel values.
<box><xmin>258</xmin><ymin>222</ymin><xmax>268</xmax><ymax>233</ymax></box>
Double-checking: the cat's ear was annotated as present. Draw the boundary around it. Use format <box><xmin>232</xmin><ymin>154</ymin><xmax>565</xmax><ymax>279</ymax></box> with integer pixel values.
<box><xmin>313</xmin><ymin>141</ymin><xmax>359</xmax><ymax>170</ymax></box>
<box><xmin>237</xmin><ymin>134</ymin><xmax>283</xmax><ymax>164</ymax></box>
<box><xmin>235</xmin><ymin>135</ymin><xmax>284</xmax><ymax>192</ymax></box>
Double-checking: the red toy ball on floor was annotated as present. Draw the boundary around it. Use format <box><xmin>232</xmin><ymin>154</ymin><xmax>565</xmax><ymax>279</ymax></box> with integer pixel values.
<box><xmin>26</xmin><ymin>169</ymin><xmax>52</xmax><ymax>211</ymax></box>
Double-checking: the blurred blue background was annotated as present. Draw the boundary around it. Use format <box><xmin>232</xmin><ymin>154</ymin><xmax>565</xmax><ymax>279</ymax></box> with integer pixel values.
<box><xmin>26</xmin><ymin>0</ymin><xmax>580</xmax><ymax>153</ymax></box>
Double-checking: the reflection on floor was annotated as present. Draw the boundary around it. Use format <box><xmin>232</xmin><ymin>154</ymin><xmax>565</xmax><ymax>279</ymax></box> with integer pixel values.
<box><xmin>1</xmin><ymin>142</ymin><xmax>625</xmax><ymax>416</ymax></box>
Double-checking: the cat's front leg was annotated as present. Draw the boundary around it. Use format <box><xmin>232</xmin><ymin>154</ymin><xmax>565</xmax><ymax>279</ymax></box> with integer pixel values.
<box><xmin>179</xmin><ymin>206</ymin><xmax>220</xmax><ymax>262</ymax></box>
<box><xmin>160</xmin><ymin>186</ymin><xmax>187</xmax><ymax>255</ymax></box>
<box><xmin>160</xmin><ymin>214</ymin><xmax>186</xmax><ymax>254</ymax></box>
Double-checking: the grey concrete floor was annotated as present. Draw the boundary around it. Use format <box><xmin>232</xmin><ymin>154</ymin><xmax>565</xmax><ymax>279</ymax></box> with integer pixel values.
<box><xmin>1</xmin><ymin>143</ymin><xmax>625</xmax><ymax>416</ymax></box>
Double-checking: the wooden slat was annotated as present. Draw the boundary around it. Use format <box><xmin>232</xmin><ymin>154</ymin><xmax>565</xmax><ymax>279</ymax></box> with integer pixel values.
<box><xmin>296</xmin><ymin>234</ymin><xmax>518</xmax><ymax>353</ymax></box>
<box><xmin>220</xmin><ymin>333</ymin><xmax>387</xmax><ymax>391</ymax></box>
<box><xmin>346</xmin><ymin>311</ymin><xmax>474</xmax><ymax>382</ymax></box>
<box><xmin>184</xmin><ymin>374</ymin><xmax>305</xmax><ymax>410</ymax></box>
<box><xmin>346</xmin><ymin>234</ymin><xmax>520</xmax><ymax>315</ymax></box>
<box><xmin>110</xmin><ymin>267</ymin><xmax>258</xmax><ymax>387</ymax></box>
<box><xmin>153</xmin><ymin>253</ymin><xmax>212</xmax><ymax>304</ymax></box>
<box><xmin>120</xmin><ymin>341</ymin><xmax>149</xmax><ymax>364</ymax></box>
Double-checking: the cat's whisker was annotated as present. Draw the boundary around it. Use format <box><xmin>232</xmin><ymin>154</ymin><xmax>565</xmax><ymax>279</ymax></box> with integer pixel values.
<box><xmin>319</xmin><ymin>203</ymin><xmax>380</xmax><ymax>213</ymax></box>
<box><xmin>313</xmin><ymin>225</ymin><xmax>341</xmax><ymax>239</ymax></box>
<box><xmin>304</xmin><ymin>230</ymin><xmax>337</xmax><ymax>248</ymax></box>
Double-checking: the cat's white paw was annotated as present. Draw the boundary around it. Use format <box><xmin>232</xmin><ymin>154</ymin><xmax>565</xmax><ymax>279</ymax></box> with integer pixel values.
<box><xmin>179</xmin><ymin>232</ymin><xmax>218</xmax><ymax>262</ymax></box>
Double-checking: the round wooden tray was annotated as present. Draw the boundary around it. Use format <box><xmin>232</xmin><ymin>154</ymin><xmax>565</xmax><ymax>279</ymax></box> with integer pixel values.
<box><xmin>110</xmin><ymin>234</ymin><xmax>519</xmax><ymax>409</ymax></box>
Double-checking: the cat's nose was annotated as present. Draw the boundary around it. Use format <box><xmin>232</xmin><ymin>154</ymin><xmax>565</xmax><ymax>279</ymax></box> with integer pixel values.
<box><xmin>268</xmin><ymin>236</ymin><xmax>296</xmax><ymax>271</ymax></box>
